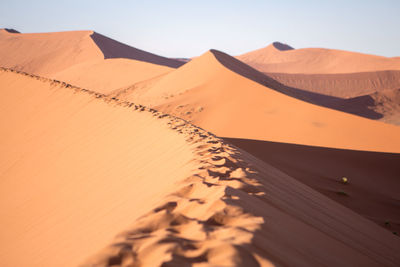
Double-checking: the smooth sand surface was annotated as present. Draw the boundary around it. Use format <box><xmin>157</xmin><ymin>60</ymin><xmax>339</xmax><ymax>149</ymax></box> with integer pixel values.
<box><xmin>115</xmin><ymin>50</ymin><xmax>400</xmax><ymax>153</ymax></box>
<box><xmin>237</xmin><ymin>42</ymin><xmax>400</xmax><ymax>74</ymax></box>
<box><xmin>0</xmin><ymin>29</ymin><xmax>179</xmax><ymax>93</ymax></box>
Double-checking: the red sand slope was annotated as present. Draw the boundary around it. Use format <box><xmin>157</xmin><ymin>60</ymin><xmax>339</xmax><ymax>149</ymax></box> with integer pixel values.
<box><xmin>1</xmin><ymin>69</ymin><xmax>399</xmax><ymax>267</ymax></box>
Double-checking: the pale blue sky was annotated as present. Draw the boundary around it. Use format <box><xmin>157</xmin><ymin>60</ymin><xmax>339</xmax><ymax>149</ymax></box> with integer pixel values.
<box><xmin>1</xmin><ymin>0</ymin><xmax>399</xmax><ymax>58</ymax></box>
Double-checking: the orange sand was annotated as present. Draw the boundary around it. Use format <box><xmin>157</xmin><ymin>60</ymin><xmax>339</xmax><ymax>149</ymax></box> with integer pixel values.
<box><xmin>1</xmin><ymin>29</ymin><xmax>400</xmax><ymax>267</ymax></box>
<box><xmin>1</xmin><ymin>69</ymin><xmax>399</xmax><ymax>267</ymax></box>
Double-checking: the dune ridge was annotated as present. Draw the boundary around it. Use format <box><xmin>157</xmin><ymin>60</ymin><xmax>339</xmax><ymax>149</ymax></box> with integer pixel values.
<box><xmin>113</xmin><ymin>49</ymin><xmax>400</xmax><ymax>153</ymax></box>
<box><xmin>1</xmin><ymin>68</ymin><xmax>399</xmax><ymax>266</ymax></box>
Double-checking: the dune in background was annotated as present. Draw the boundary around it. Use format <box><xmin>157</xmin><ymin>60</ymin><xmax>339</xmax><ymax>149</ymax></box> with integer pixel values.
<box><xmin>236</xmin><ymin>43</ymin><xmax>400</xmax><ymax>124</ymax></box>
<box><xmin>1</xmin><ymin>68</ymin><xmax>399</xmax><ymax>267</ymax></box>
<box><xmin>0</xmin><ymin>29</ymin><xmax>183</xmax><ymax>93</ymax></box>
<box><xmin>237</xmin><ymin>42</ymin><xmax>400</xmax><ymax>74</ymax></box>
<box><xmin>113</xmin><ymin>49</ymin><xmax>400</xmax><ymax>153</ymax></box>
<box><xmin>263</xmin><ymin>71</ymin><xmax>400</xmax><ymax>125</ymax></box>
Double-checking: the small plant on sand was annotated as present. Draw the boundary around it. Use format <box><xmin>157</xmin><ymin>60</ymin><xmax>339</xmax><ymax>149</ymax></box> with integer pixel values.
<box><xmin>384</xmin><ymin>220</ymin><xmax>391</xmax><ymax>227</ymax></box>
<box><xmin>336</xmin><ymin>191</ymin><xmax>348</xmax><ymax>196</ymax></box>
<box><xmin>393</xmin><ymin>231</ymin><xmax>398</xmax><ymax>236</ymax></box>
<box><xmin>341</xmin><ymin>177</ymin><xmax>348</xmax><ymax>184</ymax></box>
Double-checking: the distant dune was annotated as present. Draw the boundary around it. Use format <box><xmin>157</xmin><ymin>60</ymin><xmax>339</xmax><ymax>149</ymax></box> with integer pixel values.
<box><xmin>235</xmin><ymin>43</ymin><xmax>400</xmax><ymax>124</ymax></box>
<box><xmin>1</xmin><ymin>68</ymin><xmax>399</xmax><ymax>267</ymax></box>
<box><xmin>114</xmin><ymin>49</ymin><xmax>400</xmax><ymax>153</ymax></box>
<box><xmin>0</xmin><ymin>29</ymin><xmax>184</xmax><ymax>93</ymax></box>
<box><xmin>237</xmin><ymin>42</ymin><xmax>400</xmax><ymax>74</ymax></box>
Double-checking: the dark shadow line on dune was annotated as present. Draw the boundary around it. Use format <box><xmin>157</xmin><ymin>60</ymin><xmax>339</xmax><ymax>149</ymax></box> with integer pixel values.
<box><xmin>210</xmin><ymin>49</ymin><xmax>384</xmax><ymax>120</ymax></box>
<box><xmin>4</xmin><ymin>28</ymin><xmax>20</xmax><ymax>33</ymax></box>
<box><xmin>272</xmin><ymin>41</ymin><xmax>294</xmax><ymax>51</ymax></box>
<box><xmin>90</xmin><ymin>32</ymin><xmax>185</xmax><ymax>68</ymax></box>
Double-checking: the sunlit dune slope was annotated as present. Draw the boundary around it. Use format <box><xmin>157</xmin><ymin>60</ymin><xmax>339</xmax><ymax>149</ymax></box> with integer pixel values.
<box><xmin>0</xmin><ymin>69</ymin><xmax>197</xmax><ymax>266</ymax></box>
<box><xmin>115</xmin><ymin>50</ymin><xmax>400</xmax><ymax>153</ymax></box>
<box><xmin>0</xmin><ymin>29</ymin><xmax>181</xmax><ymax>93</ymax></box>
<box><xmin>237</xmin><ymin>42</ymin><xmax>400</xmax><ymax>74</ymax></box>
<box><xmin>52</xmin><ymin>58</ymin><xmax>172</xmax><ymax>94</ymax></box>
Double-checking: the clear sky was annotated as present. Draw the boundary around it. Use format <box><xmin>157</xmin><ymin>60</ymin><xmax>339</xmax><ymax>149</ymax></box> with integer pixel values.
<box><xmin>1</xmin><ymin>0</ymin><xmax>399</xmax><ymax>58</ymax></box>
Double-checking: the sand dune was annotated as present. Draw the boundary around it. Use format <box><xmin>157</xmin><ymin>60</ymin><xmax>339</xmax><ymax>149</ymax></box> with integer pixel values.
<box><xmin>237</xmin><ymin>42</ymin><xmax>400</xmax><ymax>74</ymax></box>
<box><xmin>1</xmin><ymin>68</ymin><xmax>399</xmax><ymax>266</ymax></box>
<box><xmin>115</xmin><ymin>49</ymin><xmax>400</xmax><ymax>153</ymax></box>
<box><xmin>0</xmin><ymin>29</ymin><xmax>182</xmax><ymax>93</ymax></box>
<box><xmin>111</xmin><ymin>49</ymin><xmax>400</xmax><ymax>241</ymax></box>
<box><xmin>236</xmin><ymin>44</ymin><xmax>400</xmax><ymax>124</ymax></box>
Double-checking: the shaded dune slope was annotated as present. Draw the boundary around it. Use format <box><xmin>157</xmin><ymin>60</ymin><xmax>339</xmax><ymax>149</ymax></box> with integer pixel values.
<box><xmin>237</xmin><ymin>43</ymin><xmax>400</xmax><ymax>74</ymax></box>
<box><xmin>225</xmin><ymin>137</ymin><xmax>400</xmax><ymax>234</ymax></box>
<box><xmin>1</xmin><ymin>68</ymin><xmax>399</xmax><ymax>266</ymax></box>
<box><xmin>114</xmin><ymin>50</ymin><xmax>400</xmax><ymax>152</ymax></box>
<box><xmin>90</xmin><ymin>32</ymin><xmax>185</xmax><ymax>68</ymax></box>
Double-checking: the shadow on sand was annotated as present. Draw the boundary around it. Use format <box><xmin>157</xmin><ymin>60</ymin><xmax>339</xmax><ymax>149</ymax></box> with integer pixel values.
<box><xmin>224</xmin><ymin>137</ymin><xmax>400</xmax><ymax>233</ymax></box>
<box><xmin>91</xmin><ymin>32</ymin><xmax>185</xmax><ymax>68</ymax></box>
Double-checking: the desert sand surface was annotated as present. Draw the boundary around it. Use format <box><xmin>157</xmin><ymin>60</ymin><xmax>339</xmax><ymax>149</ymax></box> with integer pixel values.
<box><xmin>114</xmin><ymin>49</ymin><xmax>400</xmax><ymax>153</ymax></box>
<box><xmin>237</xmin><ymin>42</ymin><xmax>400</xmax><ymax>74</ymax></box>
<box><xmin>1</xmin><ymin>68</ymin><xmax>399</xmax><ymax>267</ymax></box>
<box><xmin>0</xmin><ymin>29</ymin><xmax>182</xmax><ymax>93</ymax></box>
